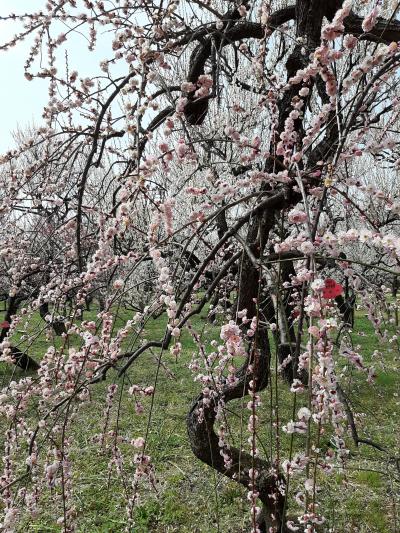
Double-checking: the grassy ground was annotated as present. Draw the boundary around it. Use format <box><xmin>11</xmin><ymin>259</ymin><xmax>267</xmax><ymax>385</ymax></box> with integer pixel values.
<box><xmin>0</xmin><ymin>306</ymin><xmax>399</xmax><ymax>532</ymax></box>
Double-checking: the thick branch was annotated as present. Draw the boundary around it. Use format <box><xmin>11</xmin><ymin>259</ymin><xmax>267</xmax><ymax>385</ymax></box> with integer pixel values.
<box><xmin>0</xmin><ymin>296</ymin><xmax>39</xmax><ymax>371</ymax></box>
<box><xmin>184</xmin><ymin>7</ymin><xmax>296</xmax><ymax>124</ymax></box>
<box><xmin>345</xmin><ymin>13</ymin><xmax>400</xmax><ymax>43</ymax></box>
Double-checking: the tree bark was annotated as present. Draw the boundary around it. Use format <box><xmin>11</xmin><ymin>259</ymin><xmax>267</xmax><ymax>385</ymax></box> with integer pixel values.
<box><xmin>39</xmin><ymin>302</ymin><xmax>67</xmax><ymax>336</ymax></box>
<box><xmin>1</xmin><ymin>295</ymin><xmax>39</xmax><ymax>371</ymax></box>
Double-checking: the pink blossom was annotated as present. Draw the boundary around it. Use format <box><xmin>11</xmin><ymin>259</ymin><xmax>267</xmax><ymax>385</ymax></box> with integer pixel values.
<box><xmin>297</xmin><ymin>407</ymin><xmax>311</xmax><ymax>421</ymax></box>
<box><xmin>132</xmin><ymin>437</ymin><xmax>145</xmax><ymax>448</ymax></box>
<box><xmin>197</xmin><ymin>74</ymin><xmax>213</xmax><ymax>88</ymax></box>
<box><xmin>299</xmin><ymin>87</ymin><xmax>310</xmax><ymax>97</ymax></box>
<box><xmin>290</xmin><ymin>379</ymin><xmax>305</xmax><ymax>393</ymax></box>
<box><xmin>308</xmin><ymin>325</ymin><xmax>320</xmax><ymax>338</ymax></box>
<box><xmin>344</xmin><ymin>34</ymin><xmax>358</xmax><ymax>49</ymax></box>
<box><xmin>362</xmin><ymin>7</ymin><xmax>379</xmax><ymax>33</ymax></box>
<box><xmin>171</xmin><ymin>327</ymin><xmax>180</xmax><ymax>337</ymax></box>
<box><xmin>159</xmin><ymin>142</ymin><xmax>169</xmax><ymax>152</ymax></box>
<box><xmin>176</xmin><ymin>97</ymin><xmax>187</xmax><ymax>113</ymax></box>
<box><xmin>300</xmin><ymin>241</ymin><xmax>315</xmax><ymax>255</ymax></box>
<box><xmin>113</xmin><ymin>279</ymin><xmax>124</xmax><ymax>289</ymax></box>
<box><xmin>175</xmin><ymin>139</ymin><xmax>188</xmax><ymax>159</ymax></box>
<box><xmin>161</xmin><ymin>198</ymin><xmax>174</xmax><ymax>236</ymax></box>
<box><xmin>181</xmin><ymin>81</ymin><xmax>196</xmax><ymax>92</ymax></box>
<box><xmin>237</xmin><ymin>4</ymin><xmax>247</xmax><ymax>17</ymax></box>
<box><xmin>288</xmin><ymin>208</ymin><xmax>307</xmax><ymax>224</ymax></box>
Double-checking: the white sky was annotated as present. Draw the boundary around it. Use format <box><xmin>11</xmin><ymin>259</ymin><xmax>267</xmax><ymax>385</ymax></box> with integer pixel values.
<box><xmin>0</xmin><ymin>1</ymin><xmax>46</xmax><ymax>150</ymax></box>
<box><xmin>0</xmin><ymin>0</ymin><xmax>121</xmax><ymax>152</ymax></box>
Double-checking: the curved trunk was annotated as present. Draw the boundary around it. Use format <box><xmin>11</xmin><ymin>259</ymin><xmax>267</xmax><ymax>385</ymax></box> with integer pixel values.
<box><xmin>187</xmin><ymin>333</ymin><xmax>288</xmax><ymax>532</ymax></box>
<box><xmin>188</xmin><ymin>210</ymin><xmax>288</xmax><ymax>530</ymax></box>
<box><xmin>186</xmin><ymin>1</ymin><xmax>348</xmax><ymax>529</ymax></box>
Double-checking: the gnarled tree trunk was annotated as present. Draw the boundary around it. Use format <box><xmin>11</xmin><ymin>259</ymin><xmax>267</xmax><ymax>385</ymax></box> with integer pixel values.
<box><xmin>186</xmin><ymin>0</ymin><xmax>347</xmax><ymax>528</ymax></box>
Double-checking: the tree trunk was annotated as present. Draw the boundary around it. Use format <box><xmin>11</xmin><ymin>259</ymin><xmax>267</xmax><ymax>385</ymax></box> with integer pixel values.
<box><xmin>39</xmin><ymin>302</ymin><xmax>67</xmax><ymax>336</ymax></box>
<box><xmin>186</xmin><ymin>0</ymin><xmax>345</xmax><ymax>528</ymax></box>
<box><xmin>1</xmin><ymin>296</ymin><xmax>39</xmax><ymax>371</ymax></box>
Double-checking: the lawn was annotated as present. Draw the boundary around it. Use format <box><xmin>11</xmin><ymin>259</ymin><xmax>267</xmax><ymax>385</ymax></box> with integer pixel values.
<box><xmin>0</xmin><ymin>305</ymin><xmax>399</xmax><ymax>532</ymax></box>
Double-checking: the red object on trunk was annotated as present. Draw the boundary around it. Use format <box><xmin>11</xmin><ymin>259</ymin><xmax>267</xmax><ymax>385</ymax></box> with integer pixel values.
<box><xmin>0</xmin><ymin>320</ymin><xmax>10</xmax><ymax>329</ymax></box>
<box><xmin>322</xmin><ymin>278</ymin><xmax>343</xmax><ymax>299</ymax></box>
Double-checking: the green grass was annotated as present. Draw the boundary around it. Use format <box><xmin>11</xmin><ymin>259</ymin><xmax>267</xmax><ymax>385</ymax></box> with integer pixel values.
<box><xmin>0</xmin><ymin>306</ymin><xmax>399</xmax><ymax>532</ymax></box>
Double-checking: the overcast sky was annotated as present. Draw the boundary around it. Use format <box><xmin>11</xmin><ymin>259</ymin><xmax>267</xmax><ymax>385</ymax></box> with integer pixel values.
<box><xmin>0</xmin><ymin>1</ymin><xmax>46</xmax><ymax>150</ymax></box>
<box><xmin>0</xmin><ymin>1</ymin><xmax>118</xmax><ymax>152</ymax></box>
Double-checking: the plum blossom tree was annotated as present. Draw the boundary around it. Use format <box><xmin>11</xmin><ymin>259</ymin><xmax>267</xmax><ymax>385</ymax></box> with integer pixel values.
<box><xmin>0</xmin><ymin>0</ymin><xmax>400</xmax><ymax>531</ymax></box>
